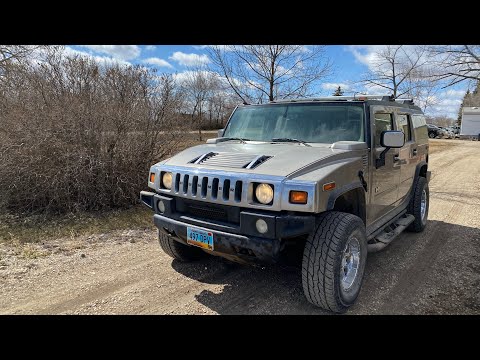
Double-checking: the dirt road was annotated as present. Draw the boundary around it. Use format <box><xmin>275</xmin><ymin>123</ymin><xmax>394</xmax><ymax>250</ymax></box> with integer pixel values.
<box><xmin>1</xmin><ymin>139</ymin><xmax>479</xmax><ymax>314</ymax></box>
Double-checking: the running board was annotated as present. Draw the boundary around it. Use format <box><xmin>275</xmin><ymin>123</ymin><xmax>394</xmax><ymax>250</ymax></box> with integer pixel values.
<box><xmin>367</xmin><ymin>214</ymin><xmax>415</xmax><ymax>252</ymax></box>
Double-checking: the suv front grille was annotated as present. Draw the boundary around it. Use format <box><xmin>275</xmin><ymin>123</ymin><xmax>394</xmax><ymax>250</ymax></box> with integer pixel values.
<box><xmin>174</xmin><ymin>173</ymin><xmax>243</xmax><ymax>203</ymax></box>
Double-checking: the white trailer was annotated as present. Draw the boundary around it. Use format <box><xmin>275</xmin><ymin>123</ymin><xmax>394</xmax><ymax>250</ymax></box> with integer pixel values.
<box><xmin>461</xmin><ymin>107</ymin><xmax>480</xmax><ymax>139</ymax></box>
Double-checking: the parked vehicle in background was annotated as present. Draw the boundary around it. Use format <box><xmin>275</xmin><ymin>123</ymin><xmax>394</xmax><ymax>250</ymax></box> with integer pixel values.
<box><xmin>460</xmin><ymin>107</ymin><xmax>480</xmax><ymax>140</ymax></box>
<box><xmin>141</xmin><ymin>95</ymin><xmax>430</xmax><ymax>313</ymax></box>
<box><xmin>438</xmin><ymin>126</ymin><xmax>455</xmax><ymax>139</ymax></box>
<box><xmin>449</xmin><ymin>125</ymin><xmax>461</xmax><ymax>136</ymax></box>
<box><xmin>427</xmin><ymin>124</ymin><xmax>443</xmax><ymax>139</ymax></box>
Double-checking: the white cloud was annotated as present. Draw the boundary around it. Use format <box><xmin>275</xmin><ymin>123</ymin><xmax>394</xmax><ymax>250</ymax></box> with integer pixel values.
<box><xmin>192</xmin><ymin>45</ymin><xmax>231</xmax><ymax>51</ymax></box>
<box><xmin>142</xmin><ymin>57</ymin><xmax>173</xmax><ymax>68</ymax></box>
<box><xmin>347</xmin><ymin>45</ymin><xmax>385</xmax><ymax>69</ymax></box>
<box><xmin>321</xmin><ymin>82</ymin><xmax>350</xmax><ymax>91</ymax></box>
<box><xmin>145</xmin><ymin>45</ymin><xmax>156</xmax><ymax>51</ymax></box>
<box><xmin>425</xmin><ymin>89</ymin><xmax>465</xmax><ymax>118</ymax></box>
<box><xmin>169</xmin><ymin>51</ymin><xmax>210</xmax><ymax>66</ymax></box>
<box><xmin>173</xmin><ymin>70</ymin><xmax>214</xmax><ymax>84</ymax></box>
<box><xmin>79</xmin><ymin>45</ymin><xmax>141</xmax><ymax>61</ymax></box>
<box><xmin>64</xmin><ymin>46</ymin><xmax>131</xmax><ymax>66</ymax></box>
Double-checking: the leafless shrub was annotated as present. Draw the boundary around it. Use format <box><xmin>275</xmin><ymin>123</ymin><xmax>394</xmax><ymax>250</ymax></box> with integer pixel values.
<box><xmin>0</xmin><ymin>47</ymin><xmax>188</xmax><ymax>214</ymax></box>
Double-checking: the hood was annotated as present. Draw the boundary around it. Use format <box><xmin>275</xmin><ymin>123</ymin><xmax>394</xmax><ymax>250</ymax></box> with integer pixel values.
<box><xmin>162</xmin><ymin>141</ymin><xmax>362</xmax><ymax>178</ymax></box>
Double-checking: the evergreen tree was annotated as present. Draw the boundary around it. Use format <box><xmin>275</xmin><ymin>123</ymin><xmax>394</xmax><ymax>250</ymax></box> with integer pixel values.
<box><xmin>473</xmin><ymin>80</ymin><xmax>480</xmax><ymax>95</ymax></box>
<box><xmin>457</xmin><ymin>89</ymin><xmax>470</xmax><ymax>124</ymax></box>
<box><xmin>332</xmin><ymin>86</ymin><xmax>344</xmax><ymax>96</ymax></box>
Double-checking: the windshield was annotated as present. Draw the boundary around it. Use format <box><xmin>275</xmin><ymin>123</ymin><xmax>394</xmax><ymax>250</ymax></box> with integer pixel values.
<box><xmin>223</xmin><ymin>103</ymin><xmax>365</xmax><ymax>143</ymax></box>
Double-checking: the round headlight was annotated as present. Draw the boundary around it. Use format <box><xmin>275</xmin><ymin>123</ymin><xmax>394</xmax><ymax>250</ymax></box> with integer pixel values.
<box><xmin>162</xmin><ymin>172</ymin><xmax>173</xmax><ymax>189</ymax></box>
<box><xmin>255</xmin><ymin>183</ymin><xmax>274</xmax><ymax>204</ymax></box>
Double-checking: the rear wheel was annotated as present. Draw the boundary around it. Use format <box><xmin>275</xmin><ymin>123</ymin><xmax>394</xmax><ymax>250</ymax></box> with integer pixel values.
<box><xmin>428</xmin><ymin>132</ymin><xmax>436</xmax><ymax>139</ymax></box>
<box><xmin>302</xmin><ymin>212</ymin><xmax>367</xmax><ymax>313</ymax></box>
<box><xmin>159</xmin><ymin>231</ymin><xmax>206</xmax><ymax>262</ymax></box>
<box><xmin>407</xmin><ymin>177</ymin><xmax>429</xmax><ymax>232</ymax></box>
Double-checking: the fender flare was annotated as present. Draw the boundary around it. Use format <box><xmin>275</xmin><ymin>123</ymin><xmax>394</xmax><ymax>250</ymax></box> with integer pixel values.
<box><xmin>326</xmin><ymin>181</ymin><xmax>365</xmax><ymax>210</ymax></box>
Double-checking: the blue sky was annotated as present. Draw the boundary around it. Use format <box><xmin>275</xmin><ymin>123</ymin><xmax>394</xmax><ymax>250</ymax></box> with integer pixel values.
<box><xmin>68</xmin><ymin>45</ymin><xmax>469</xmax><ymax>118</ymax></box>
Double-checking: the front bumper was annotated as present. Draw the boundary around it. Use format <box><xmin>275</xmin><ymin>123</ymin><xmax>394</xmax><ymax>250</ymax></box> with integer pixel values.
<box><xmin>140</xmin><ymin>191</ymin><xmax>315</xmax><ymax>263</ymax></box>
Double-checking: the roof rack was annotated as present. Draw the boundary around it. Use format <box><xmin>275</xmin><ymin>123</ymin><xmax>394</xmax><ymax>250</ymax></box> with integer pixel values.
<box><xmin>269</xmin><ymin>95</ymin><xmax>415</xmax><ymax>104</ymax></box>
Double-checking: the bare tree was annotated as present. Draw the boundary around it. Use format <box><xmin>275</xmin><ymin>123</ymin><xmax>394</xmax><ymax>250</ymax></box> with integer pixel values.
<box><xmin>426</xmin><ymin>115</ymin><xmax>455</xmax><ymax>128</ymax></box>
<box><xmin>361</xmin><ymin>45</ymin><xmax>431</xmax><ymax>98</ymax></box>
<box><xmin>181</xmin><ymin>68</ymin><xmax>219</xmax><ymax>140</ymax></box>
<box><xmin>0</xmin><ymin>45</ymin><xmax>47</xmax><ymax>73</ymax></box>
<box><xmin>429</xmin><ymin>45</ymin><xmax>480</xmax><ymax>88</ymax></box>
<box><xmin>403</xmin><ymin>67</ymin><xmax>440</xmax><ymax>113</ymax></box>
<box><xmin>208</xmin><ymin>45</ymin><xmax>332</xmax><ymax>103</ymax></box>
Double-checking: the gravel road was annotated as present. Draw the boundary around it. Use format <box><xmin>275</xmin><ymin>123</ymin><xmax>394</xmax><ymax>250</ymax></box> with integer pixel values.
<box><xmin>1</xmin><ymin>139</ymin><xmax>479</xmax><ymax>314</ymax></box>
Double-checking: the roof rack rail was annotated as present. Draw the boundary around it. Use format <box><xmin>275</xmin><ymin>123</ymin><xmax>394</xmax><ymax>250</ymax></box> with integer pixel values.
<box><xmin>395</xmin><ymin>98</ymin><xmax>414</xmax><ymax>104</ymax></box>
<box><xmin>270</xmin><ymin>95</ymin><xmax>396</xmax><ymax>103</ymax></box>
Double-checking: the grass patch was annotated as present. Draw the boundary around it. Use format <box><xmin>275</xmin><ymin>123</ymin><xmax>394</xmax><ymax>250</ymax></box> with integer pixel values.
<box><xmin>0</xmin><ymin>205</ymin><xmax>155</xmax><ymax>244</ymax></box>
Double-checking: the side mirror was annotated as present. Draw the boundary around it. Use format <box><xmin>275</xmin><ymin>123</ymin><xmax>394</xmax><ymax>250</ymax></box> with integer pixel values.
<box><xmin>381</xmin><ymin>130</ymin><xmax>405</xmax><ymax>148</ymax></box>
<box><xmin>376</xmin><ymin>130</ymin><xmax>405</xmax><ymax>169</ymax></box>
<box><xmin>217</xmin><ymin>129</ymin><xmax>224</xmax><ymax>137</ymax></box>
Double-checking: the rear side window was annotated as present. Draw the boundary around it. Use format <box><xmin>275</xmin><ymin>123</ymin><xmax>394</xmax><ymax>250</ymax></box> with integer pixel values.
<box><xmin>374</xmin><ymin>113</ymin><xmax>393</xmax><ymax>147</ymax></box>
<box><xmin>412</xmin><ymin>114</ymin><xmax>428</xmax><ymax>142</ymax></box>
<box><xmin>396</xmin><ymin>114</ymin><xmax>412</xmax><ymax>141</ymax></box>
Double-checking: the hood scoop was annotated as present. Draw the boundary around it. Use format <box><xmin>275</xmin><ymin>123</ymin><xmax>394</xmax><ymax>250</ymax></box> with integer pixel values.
<box><xmin>189</xmin><ymin>152</ymin><xmax>272</xmax><ymax>169</ymax></box>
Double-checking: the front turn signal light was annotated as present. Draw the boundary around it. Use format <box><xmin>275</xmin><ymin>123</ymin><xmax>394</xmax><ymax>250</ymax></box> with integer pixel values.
<box><xmin>323</xmin><ymin>182</ymin><xmax>336</xmax><ymax>191</ymax></box>
<box><xmin>289</xmin><ymin>191</ymin><xmax>308</xmax><ymax>204</ymax></box>
<box><xmin>149</xmin><ymin>173</ymin><xmax>155</xmax><ymax>183</ymax></box>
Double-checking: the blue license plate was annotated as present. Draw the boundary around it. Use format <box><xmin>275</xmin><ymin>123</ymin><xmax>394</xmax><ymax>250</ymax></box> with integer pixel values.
<box><xmin>186</xmin><ymin>227</ymin><xmax>214</xmax><ymax>251</ymax></box>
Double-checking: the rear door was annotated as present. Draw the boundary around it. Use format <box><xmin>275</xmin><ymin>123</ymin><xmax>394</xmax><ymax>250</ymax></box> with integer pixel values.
<box><xmin>395</xmin><ymin>113</ymin><xmax>417</xmax><ymax>203</ymax></box>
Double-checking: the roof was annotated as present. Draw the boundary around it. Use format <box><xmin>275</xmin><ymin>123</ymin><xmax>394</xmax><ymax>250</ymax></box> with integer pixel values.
<box><xmin>463</xmin><ymin>107</ymin><xmax>480</xmax><ymax>115</ymax></box>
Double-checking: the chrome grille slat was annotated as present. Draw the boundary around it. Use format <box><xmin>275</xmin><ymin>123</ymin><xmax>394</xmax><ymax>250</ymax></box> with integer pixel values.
<box><xmin>200</xmin><ymin>176</ymin><xmax>208</xmax><ymax>198</ymax></box>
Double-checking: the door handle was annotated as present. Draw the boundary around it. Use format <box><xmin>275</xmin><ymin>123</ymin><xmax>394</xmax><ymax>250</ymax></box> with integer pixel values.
<box><xmin>393</xmin><ymin>155</ymin><xmax>400</xmax><ymax>162</ymax></box>
<box><xmin>412</xmin><ymin>149</ymin><xmax>417</xmax><ymax>156</ymax></box>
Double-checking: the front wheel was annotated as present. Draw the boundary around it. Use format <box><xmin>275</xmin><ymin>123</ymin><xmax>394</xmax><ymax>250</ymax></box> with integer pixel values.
<box><xmin>302</xmin><ymin>212</ymin><xmax>367</xmax><ymax>313</ymax></box>
<box><xmin>159</xmin><ymin>231</ymin><xmax>206</xmax><ymax>262</ymax></box>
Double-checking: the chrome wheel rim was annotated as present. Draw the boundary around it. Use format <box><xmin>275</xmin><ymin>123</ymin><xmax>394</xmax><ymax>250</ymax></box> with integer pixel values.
<box><xmin>420</xmin><ymin>189</ymin><xmax>427</xmax><ymax>221</ymax></box>
<box><xmin>341</xmin><ymin>237</ymin><xmax>361</xmax><ymax>291</ymax></box>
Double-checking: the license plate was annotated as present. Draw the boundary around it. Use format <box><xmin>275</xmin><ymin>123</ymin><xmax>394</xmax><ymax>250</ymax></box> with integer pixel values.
<box><xmin>186</xmin><ymin>227</ymin><xmax>214</xmax><ymax>251</ymax></box>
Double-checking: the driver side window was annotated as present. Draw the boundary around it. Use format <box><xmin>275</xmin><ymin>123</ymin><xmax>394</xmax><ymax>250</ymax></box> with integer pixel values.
<box><xmin>374</xmin><ymin>113</ymin><xmax>393</xmax><ymax>147</ymax></box>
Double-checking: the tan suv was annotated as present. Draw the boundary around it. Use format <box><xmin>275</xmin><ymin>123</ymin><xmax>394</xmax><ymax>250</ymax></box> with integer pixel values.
<box><xmin>141</xmin><ymin>95</ymin><xmax>431</xmax><ymax>313</ymax></box>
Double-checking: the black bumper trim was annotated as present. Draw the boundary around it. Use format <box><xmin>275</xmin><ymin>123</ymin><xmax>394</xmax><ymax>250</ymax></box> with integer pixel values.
<box><xmin>154</xmin><ymin>214</ymin><xmax>281</xmax><ymax>263</ymax></box>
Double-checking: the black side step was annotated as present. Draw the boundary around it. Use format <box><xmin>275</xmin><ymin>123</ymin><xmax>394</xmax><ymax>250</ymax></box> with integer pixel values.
<box><xmin>367</xmin><ymin>214</ymin><xmax>415</xmax><ymax>252</ymax></box>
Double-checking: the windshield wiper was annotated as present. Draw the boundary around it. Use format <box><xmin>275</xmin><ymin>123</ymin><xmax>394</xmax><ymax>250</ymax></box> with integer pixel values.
<box><xmin>222</xmin><ymin>137</ymin><xmax>250</xmax><ymax>144</ymax></box>
<box><xmin>271</xmin><ymin>138</ymin><xmax>311</xmax><ymax>147</ymax></box>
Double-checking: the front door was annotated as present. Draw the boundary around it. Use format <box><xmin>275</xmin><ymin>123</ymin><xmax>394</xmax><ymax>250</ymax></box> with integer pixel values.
<box><xmin>368</xmin><ymin>111</ymin><xmax>401</xmax><ymax>224</ymax></box>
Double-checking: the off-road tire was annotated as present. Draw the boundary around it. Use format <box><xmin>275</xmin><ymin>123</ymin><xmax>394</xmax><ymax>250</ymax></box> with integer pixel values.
<box><xmin>407</xmin><ymin>176</ymin><xmax>429</xmax><ymax>232</ymax></box>
<box><xmin>302</xmin><ymin>211</ymin><xmax>367</xmax><ymax>313</ymax></box>
<box><xmin>159</xmin><ymin>231</ymin><xmax>205</xmax><ymax>262</ymax></box>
